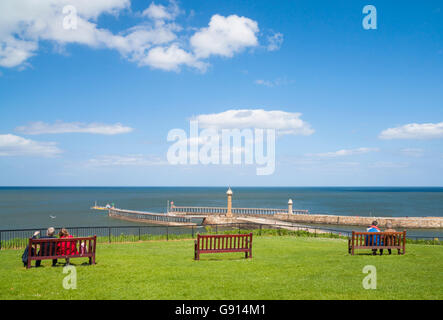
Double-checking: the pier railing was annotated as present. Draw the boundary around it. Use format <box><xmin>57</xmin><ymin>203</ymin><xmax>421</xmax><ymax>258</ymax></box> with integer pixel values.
<box><xmin>110</xmin><ymin>208</ymin><xmax>193</xmax><ymax>224</ymax></box>
<box><xmin>170</xmin><ymin>206</ymin><xmax>228</xmax><ymax>215</ymax></box>
<box><xmin>170</xmin><ymin>206</ymin><xmax>309</xmax><ymax>215</ymax></box>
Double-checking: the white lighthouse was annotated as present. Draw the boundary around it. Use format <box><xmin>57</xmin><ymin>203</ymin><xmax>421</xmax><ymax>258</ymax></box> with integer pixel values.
<box><xmin>226</xmin><ymin>187</ymin><xmax>233</xmax><ymax>217</ymax></box>
<box><xmin>288</xmin><ymin>198</ymin><xmax>293</xmax><ymax>215</ymax></box>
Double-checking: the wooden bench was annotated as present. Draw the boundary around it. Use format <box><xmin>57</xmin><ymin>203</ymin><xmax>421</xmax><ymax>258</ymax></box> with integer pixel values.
<box><xmin>194</xmin><ymin>233</ymin><xmax>253</xmax><ymax>260</ymax></box>
<box><xmin>348</xmin><ymin>231</ymin><xmax>406</xmax><ymax>255</ymax></box>
<box><xmin>27</xmin><ymin>236</ymin><xmax>97</xmax><ymax>269</ymax></box>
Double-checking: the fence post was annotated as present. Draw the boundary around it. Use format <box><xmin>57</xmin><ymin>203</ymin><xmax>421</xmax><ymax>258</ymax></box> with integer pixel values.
<box><xmin>192</xmin><ymin>226</ymin><xmax>194</xmax><ymax>239</ymax></box>
<box><xmin>0</xmin><ymin>231</ymin><xmax>2</xmax><ymax>251</ymax></box>
<box><xmin>167</xmin><ymin>225</ymin><xmax>169</xmax><ymax>241</ymax></box>
<box><xmin>139</xmin><ymin>227</ymin><xmax>141</xmax><ymax>241</ymax></box>
<box><xmin>216</xmin><ymin>224</ymin><xmax>218</xmax><ymax>234</ymax></box>
<box><xmin>259</xmin><ymin>224</ymin><xmax>262</xmax><ymax>236</ymax></box>
<box><xmin>108</xmin><ymin>227</ymin><xmax>111</xmax><ymax>243</ymax></box>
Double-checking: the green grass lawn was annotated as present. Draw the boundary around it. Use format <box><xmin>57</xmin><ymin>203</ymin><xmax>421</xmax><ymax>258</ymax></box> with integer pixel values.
<box><xmin>0</xmin><ymin>236</ymin><xmax>442</xmax><ymax>300</ymax></box>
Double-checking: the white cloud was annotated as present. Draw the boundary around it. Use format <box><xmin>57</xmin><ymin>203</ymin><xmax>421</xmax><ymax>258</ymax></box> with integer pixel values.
<box><xmin>379</xmin><ymin>122</ymin><xmax>443</xmax><ymax>140</ymax></box>
<box><xmin>369</xmin><ymin>161</ymin><xmax>409</xmax><ymax>168</ymax></box>
<box><xmin>266</xmin><ymin>32</ymin><xmax>283</xmax><ymax>51</ymax></box>
<box><xmin>0</xmin><ymin>1</ymin><xmax>275</xmax><ymax>72</ymax></box>
<box><xmin>0</xmin><ymin>134</ymin><xmax>62</xmax><ymax>157</ymax></box>
<box><xmin>0</xmin><ymin>37</ymin><xmax>38</xmax><ymax>68</ymax></box>
<box><xmin>87</xmin><ymin>154</ymin><xmax>166</xmax><ymax>167</ymax></box>
<box><xmin>16</xmin><ymin>121</ymin><xmax>133</xmax><ymax>135</ymax></box>
<box><xmin>400</xmin><ymin>148</ymin><xmax>424</xmax><ymax>157</ymax></box>
<box><xmin>142</xmin><ymin>1</ymin><xmax>179</xmax><ymax>20</ymax></box>
<box><xmin>140</xmin><ymin>43</ymin><xmax>207</xmax><ymax>72</ymax></box>
<box><xmin>255</xmin><ymin>79</ymin><xmax>274</xmax><ymax>87</ymax></box>
<box><xmin>190</xmin><ymin>14</ymin><xmax>259</xmax><ymax>59</ymax></box>
<box><xmin>0</xmin><ymin>0</ymin><xmax>130</xmax><ymax>67</ymax></box>
<box><xmin>254</xmin><ymin>78</ymin><xmax>292</xmax><ymax>87</ymax></box>
<box><xmin>194</xmin><ymin>109</ymin><xmax>314</xmax><ymax>136</ymax></box>
<box><xmin>307</xmin><ymin>147</ymin><xmax>379</xmax><ymax>158</ymax></box>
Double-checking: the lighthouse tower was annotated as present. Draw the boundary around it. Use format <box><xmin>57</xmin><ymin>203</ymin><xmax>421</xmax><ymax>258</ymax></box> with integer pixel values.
<box><xmin>288</xmin><ymin>198</ymin><xmax>293</xmax><ymax>215</ymax></box>
<box><xmin>226</xmin><ymin>187</ymin><xmax>233</xmax><ymax>217</ymax></box>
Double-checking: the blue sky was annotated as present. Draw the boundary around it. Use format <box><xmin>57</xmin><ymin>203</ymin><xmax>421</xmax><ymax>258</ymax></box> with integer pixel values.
<box><xmin>0</xmin><ymin>0</ymin><xmax>442</xmax><ymax>186</ymax></box>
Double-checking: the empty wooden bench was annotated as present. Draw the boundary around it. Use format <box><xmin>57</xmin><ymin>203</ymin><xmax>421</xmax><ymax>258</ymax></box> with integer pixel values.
<box><xmin>348</xmin><ymin>231</ymin><xmax>406</xmax><ymax>255</ymax></box>
<box><xmin>194</xmin><ymin>233</ymin><xmax>253</xmax><ymax>260</ymax></box>
<box><xmin>26</xmin><ymin>236</ymin><xmax>97</xmax><ymax>269</ymax></box>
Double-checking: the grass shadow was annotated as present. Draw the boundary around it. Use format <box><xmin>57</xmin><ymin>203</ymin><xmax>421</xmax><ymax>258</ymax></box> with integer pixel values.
<box><xmin>195</xmin><ymin>256</ymin><xmax>251</xmax><ymax>262</ymax></box>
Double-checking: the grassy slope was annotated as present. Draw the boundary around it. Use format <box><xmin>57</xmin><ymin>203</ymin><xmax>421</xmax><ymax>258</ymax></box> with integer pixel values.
<box><xmin>0</xmin><ymin>236</ymin><xmax>441</xmax><ymax>300</ymax></box>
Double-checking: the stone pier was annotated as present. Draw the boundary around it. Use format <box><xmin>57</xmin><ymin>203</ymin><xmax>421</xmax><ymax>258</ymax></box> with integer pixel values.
<box><xmin>273</xmin><ymin>213</ymin><xmax>443</xmax><ymax>229</ymax></box>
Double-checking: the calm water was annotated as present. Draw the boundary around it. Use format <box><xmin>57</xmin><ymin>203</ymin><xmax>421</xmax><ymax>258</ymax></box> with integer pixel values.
<box><xmin>0</xmin><ymin>187</ymin><xmax>442</xmax><ymax>237</ymax></box>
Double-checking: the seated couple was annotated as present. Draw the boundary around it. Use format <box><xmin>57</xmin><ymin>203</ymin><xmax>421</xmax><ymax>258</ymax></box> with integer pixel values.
<box><xmin>22</xmin><ymin>227</ymin><xmax>78</xmax><ymax>267</ymax></box>
<box><xmin>366</xmin><ymin>220</ymin><xmax>397</xmax><ymax>256</ymax></box>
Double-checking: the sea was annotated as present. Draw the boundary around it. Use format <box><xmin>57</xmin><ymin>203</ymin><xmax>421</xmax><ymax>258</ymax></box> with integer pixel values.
<box><xmin>0</xmin><ymin>187</ymin><xmax>442</xmax><ymax>237</ymax></box>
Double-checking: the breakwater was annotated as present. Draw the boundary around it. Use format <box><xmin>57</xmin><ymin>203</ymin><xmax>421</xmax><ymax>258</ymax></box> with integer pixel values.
<box><xmin>108</xmin><ymin>208</ymin><xmax>196</xmax><ymax>226</ymax></box>
<box><xmin>273</xmin><ymin>213</ymin><xmax>443</xmax><ymax>229</ymax></box>
<box><xmin>198</xmin><ymin>212</ymin><xmax>443</xmax><ymax>229</ymax></box>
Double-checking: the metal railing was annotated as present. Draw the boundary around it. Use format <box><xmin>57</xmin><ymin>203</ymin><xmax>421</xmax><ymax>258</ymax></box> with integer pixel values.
<box><xmin>170</xmin><ymin>206</ymin><xmax>309</xmax><ymax>215</ymax></box>
<box><xmin>0</xmin><ymin>223</ymin><xmax>441</xmax><ymax>250</ymax></box>
<box><xmin>170</xmin><ymin>206</ymin><xmax>228</xmax><ymax>215</ymax></box>
<box><xmin>110</xmin><ymin>208</ymin><xmax>193</xmax><ymax>224</ymax></box>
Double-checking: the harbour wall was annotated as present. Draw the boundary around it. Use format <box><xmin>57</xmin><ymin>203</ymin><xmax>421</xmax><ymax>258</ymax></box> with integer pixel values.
<box><xmin>199</xmin><ymin>213</ymin><xmax>443</xmax><ymax>229</ymax></box>
<box><xmin>273</xmin><ymin>213</ymin><xmax>443</xmax><ymax>229</ymax></box>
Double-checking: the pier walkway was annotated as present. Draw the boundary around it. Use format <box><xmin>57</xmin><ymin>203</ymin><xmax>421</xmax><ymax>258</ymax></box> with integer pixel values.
<box><xmin>108</xmin><ymin>208</ymin><xmax>196</xmax><ymax>226</ymax></box>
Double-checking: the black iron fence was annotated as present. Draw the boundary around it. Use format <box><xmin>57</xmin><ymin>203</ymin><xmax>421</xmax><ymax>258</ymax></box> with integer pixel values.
<box><xmin>0</xmin><ymin>223</ymin><xmax>441</xmax><ymax>250</ymax></box>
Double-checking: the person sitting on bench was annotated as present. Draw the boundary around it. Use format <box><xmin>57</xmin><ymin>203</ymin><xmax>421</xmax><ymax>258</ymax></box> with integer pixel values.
<box><xmin>366</xmin><ymin>221</ymin><xmax>381</xmax><ymax>255</ymax></box>
<box><xmin>21</xmin><ymin>227</ymin><xmax>58</xmax><ymax>267</ymax></box>
<box><xmin>380</xmin><ymin>222</ymin><xmax>397</xmax><ymax>255</ymax></box>
<box><xmin>57</xmin><ymin>228</ymin><xmax>78</xmax><ymax>265</ymax></box>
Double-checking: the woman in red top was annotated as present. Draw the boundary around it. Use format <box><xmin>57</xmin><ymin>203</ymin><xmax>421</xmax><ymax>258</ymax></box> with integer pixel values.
<box><xmin>57</xmin><ymin>228</ymin><xmax>78</xmax><ymax>264</ymax></box>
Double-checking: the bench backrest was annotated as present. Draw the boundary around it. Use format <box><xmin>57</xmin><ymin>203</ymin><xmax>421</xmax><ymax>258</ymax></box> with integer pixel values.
<box><xmin>28</xmin><ymin>236</ymin><xmax>97</xmax><ymax>258</ymax></box>
<box><xmin>351</xmin><ymin>231</ymin><xmax>406</xmax><ymax>248</ymax></box>
<box><xmin>196</xmin><ymin>233</ymin><xmax>252</xmax><ymax>251</ymax></box>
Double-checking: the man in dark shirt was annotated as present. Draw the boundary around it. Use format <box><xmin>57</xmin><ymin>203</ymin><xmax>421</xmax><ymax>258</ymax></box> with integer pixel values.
<box><xmin>35</xmin><ymin>227</ymin><xmax>58</xmax><ymax>267</ymax></box>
